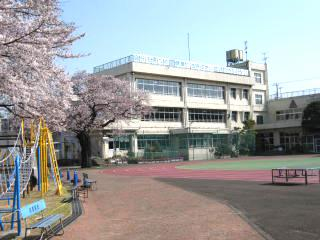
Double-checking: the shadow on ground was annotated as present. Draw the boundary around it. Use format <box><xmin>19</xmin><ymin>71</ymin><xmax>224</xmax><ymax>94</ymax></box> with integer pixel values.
<box><xmin>157</xmin><ymin>178</ymin><xmax>320</xmax><ymax>240</ymax></box>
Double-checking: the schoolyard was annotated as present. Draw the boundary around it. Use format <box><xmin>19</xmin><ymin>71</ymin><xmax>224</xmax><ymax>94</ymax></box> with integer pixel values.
<box><xmin>59</xmin><ymin>154</ymin><xmax>320</xmax><ymax>240</ymax></box>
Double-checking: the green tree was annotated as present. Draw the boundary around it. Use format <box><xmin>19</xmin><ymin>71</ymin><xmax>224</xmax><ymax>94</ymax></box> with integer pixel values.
<box><xmin>239</xmin><ymin>119</ymin><xmax>256</xmax><ymax>155</ymax></box>
<box><xmin>241</xmin><ymin>119</ymin><xmax>256</xmax><ymax>132</ymax></box>
<box><xmin>302</xmin><ymin>101</ymin><xmax>320</xmax><ymax>132</ymax></box>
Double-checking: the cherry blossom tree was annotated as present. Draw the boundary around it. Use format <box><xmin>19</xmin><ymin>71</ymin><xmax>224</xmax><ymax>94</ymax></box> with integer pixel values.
<box><xmin>67</xmin><ymin>71</ymin><xmax>150</xmax><ymax>167</ymax></box>
<box><xmin>0</xmin><ymin>0</ymin><xmax>84</xmax><ymax>128</ymax></box>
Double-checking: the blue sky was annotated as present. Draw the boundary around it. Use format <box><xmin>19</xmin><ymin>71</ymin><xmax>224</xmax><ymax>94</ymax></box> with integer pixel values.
<box><xmin>60</xmin><ymin>0</ymin><xmax>320</xmax><ymax>95</ymax></box>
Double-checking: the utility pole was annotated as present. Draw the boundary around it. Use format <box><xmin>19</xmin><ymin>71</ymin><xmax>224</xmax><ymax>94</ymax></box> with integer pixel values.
<box><xmin>187</xmin><ymin>33</ymin><xmax>191</xmax><ymax>61</ymax></box>
<box><xmin>244</xmin><ymin>41</ymin><xmax>248</xmax><ymax>61</ymax></box>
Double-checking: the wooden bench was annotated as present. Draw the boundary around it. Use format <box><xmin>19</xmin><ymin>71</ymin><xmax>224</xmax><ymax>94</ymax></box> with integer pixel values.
<box><xmin>21</xmin><ymin>199</ymin><xmax>64</xmax><ymax>239</ymax></box>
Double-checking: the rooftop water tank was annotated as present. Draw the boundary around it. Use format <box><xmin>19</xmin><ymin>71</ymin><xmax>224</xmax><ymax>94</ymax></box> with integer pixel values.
<box><xmin>226</xmin><ymin>49</ymin><xmax>243</xmax><ymax>64</ymax></box>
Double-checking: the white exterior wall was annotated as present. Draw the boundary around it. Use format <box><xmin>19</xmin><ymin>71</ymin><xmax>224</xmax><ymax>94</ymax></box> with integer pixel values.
<box><xmin>98</xmin><ymin>60</ymin><xmax>268</xmax><ymax>134</ymax></box>
<box><xmin>95</xmin><ymin>57</ymin><xmax>268</xmax><ymax>158</ymax></box>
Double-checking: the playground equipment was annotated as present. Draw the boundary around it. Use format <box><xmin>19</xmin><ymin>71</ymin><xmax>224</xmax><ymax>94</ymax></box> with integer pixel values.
<box><xmin>0</xmin><ymin>119</ymin><xmax>62</xmax><ymax>235</ymax></box>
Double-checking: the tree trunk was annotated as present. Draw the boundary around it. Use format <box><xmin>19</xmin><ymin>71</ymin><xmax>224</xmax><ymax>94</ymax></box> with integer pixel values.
<box><xmin>77</xmin><ymin>131</ymin><xmax>92</xmax><ymax>168</ymax></box>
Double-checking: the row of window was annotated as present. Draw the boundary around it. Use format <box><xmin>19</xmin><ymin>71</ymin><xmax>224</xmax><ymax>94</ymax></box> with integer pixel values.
<box><xmin>138</xmin><ymin>135</ymin><xmax>170</xmax><ymax>150</ymax></box>
<box><xmin>189</xmin><ymin>109</ymin><xmax>226</xmax><ymax>122</ymax></box>
<box><xmin>276</xmin><ymin>109</ymin><xmax>302</xmax><ymax>121</ymax></box>
<box><xmin>187</xmin><ymin>83</ymin><xmax>224</xmax><ymax>99</ymax></box>
<box><xmin>137</xmin><ymin>134</ymin><xmax>231</xmax><ymax>150</ymax></box>
<box><xmin>142</xmin><ymin>107</ymin><xmax>182</xmax><ymax>122</ymax></box>
<box><xmin>230</xmin><ymin>88</ymin><xmax>249</xmax><ymax>100</ymax></box>
<box><xmin>137</xmin><ymin>78</ymin><xmax>264</xmax><ymax>104</ymax></box>
<box><xmin>230</xmin><ymin>88</ymin><xmax>263</xmax><ymax>105</ymax></box>
<box><xmin>142</xmin><ymin>108</ymin><xmax>226</xmax><ymax>123</ymax></box>
<box><xmin>137</xmin><ymin>79</ymin><xmax>181</xmax><ymax>96</ymax></box>
<box><xmin>231</xmin><ymin>111</ymin><xmax>250</xmax><ymax>122</ymax></box>
<box><xmin>141</xmin><ymin>107</ymin><xmax>263</xmax><ymax>124</ymax></box>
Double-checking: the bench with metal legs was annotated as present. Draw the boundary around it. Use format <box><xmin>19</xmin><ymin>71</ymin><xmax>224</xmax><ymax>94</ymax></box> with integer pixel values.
<box><xmin>21</xmin><ymin>199</ymin><xmax>64</xmax><ymax>239</ymax></box>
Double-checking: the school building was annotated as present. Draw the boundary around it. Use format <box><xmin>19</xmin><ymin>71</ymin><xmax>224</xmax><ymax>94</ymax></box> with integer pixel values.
<box><xmin>91</xmin><ymin>52</ymin><xmax>268</xmax><ymax>160</ymax></box>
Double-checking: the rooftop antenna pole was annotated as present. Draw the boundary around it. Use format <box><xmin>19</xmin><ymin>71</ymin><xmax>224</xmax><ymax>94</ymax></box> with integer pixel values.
<box><xmin>273</xmin><ymin>83</ymin><xmax>280</xmax><ymax>99</ymax></box>
<box><xmin>244</xmin><ymin>40</ymin><xmax>248</xmax><ymax>61</ymax></box>
<box><xmin>263</xmin><ymin>52</ymin><xmax>268</xmax><ymax>64</ymax></box>
<box><xmin>187</xmin><ymin>33</ymin><xmax>191</xmax><ymax>61</ymax></box>
<box><xmin>279</xmin><ymin>87</ymin><xmax>283</xmax><ymax>97</ymax></box>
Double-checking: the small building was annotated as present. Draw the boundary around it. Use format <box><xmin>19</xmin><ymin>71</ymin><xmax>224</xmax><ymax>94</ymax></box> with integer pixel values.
<box><xmin>255</xmin><ymin>89</ymin><xmax>320</xmax><ymax>153</ymax></box>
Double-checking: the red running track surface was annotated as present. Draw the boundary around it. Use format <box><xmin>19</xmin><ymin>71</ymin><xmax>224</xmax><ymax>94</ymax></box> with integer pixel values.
<box><xmin>101</xmin><ymin>162</ymin><xmax>271</xmax><ymax>182</ymax></box>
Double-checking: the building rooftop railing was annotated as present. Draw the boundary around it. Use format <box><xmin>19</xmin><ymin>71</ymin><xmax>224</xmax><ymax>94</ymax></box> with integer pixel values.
<box><xmin>269</xmin><ymin>88</ymin><xmax>320</xmax><ymax>100</ymax></box>
<box><xmin>93</xmin><ymin>54</ymin><xmax>249</xmax><ymax>76</ymax></box>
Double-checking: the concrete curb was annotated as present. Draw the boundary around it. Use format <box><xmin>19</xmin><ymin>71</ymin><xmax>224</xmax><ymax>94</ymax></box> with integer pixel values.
<box><xmin>48</xmin><ymin>197</ymin><xmax>83</xmax><ymax>239</ymax></box>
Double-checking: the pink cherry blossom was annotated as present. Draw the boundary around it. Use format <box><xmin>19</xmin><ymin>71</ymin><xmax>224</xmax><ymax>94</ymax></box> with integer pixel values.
<box><xmin>0</xmin><ymin>0</ymin><xmax>84</xmax><ymax>129</ymax></box>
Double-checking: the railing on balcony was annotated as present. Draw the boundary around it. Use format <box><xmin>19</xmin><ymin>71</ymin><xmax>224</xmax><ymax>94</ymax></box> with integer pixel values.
<box><xmin>269</xmin><ymin>88</ymin><xmax>320</xmax><ymax>100</ymax></box>
<box><xmin>93</xmin><ymin>54</ymin><xmax>249</xmax><ymax>76</ymax></box>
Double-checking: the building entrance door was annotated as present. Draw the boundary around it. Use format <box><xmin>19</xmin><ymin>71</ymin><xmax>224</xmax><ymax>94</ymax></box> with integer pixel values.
<box><xmin>315</xmin><ymin>138</ymin><xmax>320</xmax><ymax>153</ymax></box>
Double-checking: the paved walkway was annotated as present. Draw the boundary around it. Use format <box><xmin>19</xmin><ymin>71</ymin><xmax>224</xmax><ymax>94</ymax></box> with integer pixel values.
<box><xmin>57</xmin><ymin>170</ymin><xmax>263</xmax><ymax>240</ymax></box>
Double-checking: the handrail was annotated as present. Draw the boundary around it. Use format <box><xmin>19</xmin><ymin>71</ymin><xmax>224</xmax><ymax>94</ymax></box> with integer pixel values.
<box><xmin>269</xmin><ymin>88</ymin><xmax>320</xmax><ymax>100</ymax></box>
<box><xmin>93</xmin><ymin>54</ymin><xmax>249</xmax><ymax>76</ymax></box>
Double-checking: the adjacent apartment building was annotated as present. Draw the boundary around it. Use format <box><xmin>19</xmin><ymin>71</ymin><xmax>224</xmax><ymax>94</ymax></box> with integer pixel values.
<box><xmin>91</xmin><ymin>52</ymin><xmax>268</xmax><ymax>160</ymax></box>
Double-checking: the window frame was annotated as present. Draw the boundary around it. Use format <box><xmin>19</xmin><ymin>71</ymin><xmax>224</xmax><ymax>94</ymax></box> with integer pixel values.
<box><xmin>230</xmin><ymin>88</ymin><xmax>236</xmax><ymax>99</ymax></box>
<box><xmin>231</xmin><ymin>111</ymin><xmax>237</xmax><ymax>122</ymax></box>
<box><xmin>256</xmin><ymin>115</ymin><xmax>264</xmax><ymax>124</ymax></box>
<box><xmin>242</xmin><ymin>89</ymin><xmax>249</xmax><ymax>100</ymax></box>
<box><xmin>254</xmin><ymin>72</ymin><xmax>262</xmax><ymax>84</ymax></box>
<box><xmin>136</xmin><ymin>78</ymin><xmax>181</xmax><ymax>96</ymax></box>
<box><xmin>187</xmin><ymin>83</ymin><xmax>224</xmax><ymax>99</ymax></box>
<box><xmin>255</xmin><ymin>94</ymin><xmax>263</xmax><ymax>105</ymax></box>
<box><xmin>243</xmin><ymin>112</ymin><xmax>250</xmax><ymax>121</ymax></box>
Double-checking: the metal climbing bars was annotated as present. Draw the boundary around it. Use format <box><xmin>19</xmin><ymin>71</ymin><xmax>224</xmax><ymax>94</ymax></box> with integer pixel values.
<box><xmin>0</xmin><ymin>119</ymin><xmax>63</xmax><ymax>235</ymax></box>
<box><xmin>39</xmin><ymin>119</ymin><xmax>62</xmax><ymax>196</ymax></box>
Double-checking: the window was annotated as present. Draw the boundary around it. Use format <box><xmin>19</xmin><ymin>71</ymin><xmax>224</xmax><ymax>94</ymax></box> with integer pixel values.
<box><xmin>231</xmin><ymin>111</ymin><xmax>237</xmax><ymax>122</ymax></box>
<box><xmin>255</xmin><ymin>94</ymin><xmax>263</xmax><ymax>104</ymax></box>
<box><xmin>138</xmin><ymin>135</ymin><xmax>169</xmax><ymax>150</ymax></box>
<box><xmin>188</xmin><ymin>133</ymin><xmax>227</xmax><ymax>148</ymax></box>
<box><xmin>280</xmin><ymin>132</ymin><xmax>300</xmax><ymax>151</ymax></box>
<box><xmin>256</xmin><ymin>132</ymin><xmax>274</xmax><ymax>152</ymax></box>
<box><xmin>230</xmin><ymin>88</ymin><xmax>236</xmax><ymax>99</ymax></box>
<box><xmin>189</xmin><ymin>109</ymin><xmax>226</xmax><ymax>123</ymax></box>
<box><xmin>276</xmin><ymin>109</ymin><xmax>302</xmax><ymax>121</ymax></box>
<box><xmin>137</xmin><ymin>79</ymin><xmax>181</xmax><ymax>96</ymax></box>
<box><xmin>242</xmin><ymin>89</ymin><xmax>249</xmax><ymax>100</ymax></box>
<box><xmin>187</xmin><ymin>83</ymin><xmax>224</xmax><ymax>99</ymax></box>
<box><xmin>254</xmin><ymin>72</ymin><xmax>262</xmax><ymax>83</ymax></box>
<box><xmin>243</xmin><ymin>112</ymin><xmax>250</xmax><ymax>121</ymax></box>
<box><xmin>142</xmin><ymin>107</ymin><xmax>182</xmax><ymax>122</ymax></box>
<box><xmin>114</xmin><ymin>135</ymin><xmax>130</xmax><ymax>150</ymax></box>
<box><xmin>256</xmin><ymin>115</ymin><xmax>264</xmax><ymax>124</ymax></box>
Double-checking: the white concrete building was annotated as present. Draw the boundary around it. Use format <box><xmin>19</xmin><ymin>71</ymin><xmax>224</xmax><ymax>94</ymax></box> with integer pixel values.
<box><xmin>92</xmin><ymin>53</ymin><xmax>268</xmax><ymax>160</ymax></box>
<box><xmin>255</xmin><ymin>89</ymin><xmax>320</xmax><ymax>153</ymax></box>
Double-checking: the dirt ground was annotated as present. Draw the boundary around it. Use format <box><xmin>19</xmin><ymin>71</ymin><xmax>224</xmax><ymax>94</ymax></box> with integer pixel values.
<box><xmin>56</xmin><ymin>170</ymin><xmax>263</xmax><ymax>240</ymax></box>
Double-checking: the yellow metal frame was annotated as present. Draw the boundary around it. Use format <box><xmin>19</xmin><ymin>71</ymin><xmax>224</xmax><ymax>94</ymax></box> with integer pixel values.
<box><xmin>22</xmin><ymin>119</ymin><xmax>63</xmax><ymax>196</ymax></box>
